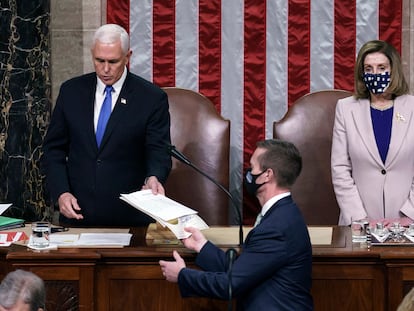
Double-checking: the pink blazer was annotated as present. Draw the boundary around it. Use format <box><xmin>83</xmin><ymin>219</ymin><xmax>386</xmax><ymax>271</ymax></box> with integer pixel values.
<box><xmin>331</xmin><ymin>94</ymin><xmax>414</xmax><ymax>225</ymax></box>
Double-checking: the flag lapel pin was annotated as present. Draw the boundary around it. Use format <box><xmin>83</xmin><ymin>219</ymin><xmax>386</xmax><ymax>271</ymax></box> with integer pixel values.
<box><xmin>396</xmin><ymin>112</ymin><xmax>405</xmax><ymax>122</ymax></box>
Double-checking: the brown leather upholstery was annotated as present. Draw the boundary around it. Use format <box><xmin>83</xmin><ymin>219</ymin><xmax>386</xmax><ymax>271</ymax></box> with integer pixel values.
<box><xmin>163</xmin><ymin>87</ymin><xmax>230</xmax><ymax>225</ymax></box>
<box><xmin>273</xmin><ymin>89</ymin><xmax>353</xmax><ymax>225</ymax></box>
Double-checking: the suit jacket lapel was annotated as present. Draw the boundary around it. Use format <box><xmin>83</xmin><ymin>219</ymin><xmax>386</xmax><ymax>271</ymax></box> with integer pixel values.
<box><xmin>386</xmin><ymin>95</ymin><xmax>413</xmax><ymax>166</ymax></box>
<box><xmin>98</xmin><ymin>73</ymin><xmax>131</xmax><ymax>150</ymax></box>
<box><xmin>84</xmin><ymin>76</ymin><xmax>99</xmax><ymax>152</ymax></box>
<box><xmin>244</xmin><ymin>196</ymin><xmax>292</xmax><ymax>244</ymax></box>
<box><xmin>352</xmin><ymin>98</ymin><xmax>383</xmax><ymax>166</ymax></box>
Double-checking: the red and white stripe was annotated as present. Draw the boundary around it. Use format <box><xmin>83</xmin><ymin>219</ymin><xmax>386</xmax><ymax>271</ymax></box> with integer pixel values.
<box><xmin>107</xmin><ymin>0</ymin><xmax>402</xmax><ymax>223</ymax></box>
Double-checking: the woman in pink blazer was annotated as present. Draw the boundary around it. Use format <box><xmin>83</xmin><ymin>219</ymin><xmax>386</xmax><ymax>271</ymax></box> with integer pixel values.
<box><xmin>331</xmin><ymin>40</ymin><xmax>414</xmax><ymax>226</ymax></box>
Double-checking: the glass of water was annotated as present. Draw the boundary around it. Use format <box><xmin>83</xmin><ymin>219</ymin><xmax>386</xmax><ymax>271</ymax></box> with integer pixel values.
<box><xmin>351</xmin><ymin>218</ymin><xmax>369</xmax><ymax>242</ymax></box>
<box><xmin>31</xmin><ymin>222</ymin><xmax>50</xmax><ymax>248</ymax></box>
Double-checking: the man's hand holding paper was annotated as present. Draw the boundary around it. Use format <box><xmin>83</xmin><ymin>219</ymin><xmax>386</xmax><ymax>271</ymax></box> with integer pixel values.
<box><xmin>120</xmin><ymin>190</ymin><xmax>209</xmax><ymax>239</ymax></box>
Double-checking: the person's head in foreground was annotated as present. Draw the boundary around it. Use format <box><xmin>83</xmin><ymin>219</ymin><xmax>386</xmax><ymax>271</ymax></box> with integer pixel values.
<box><xmin>0</xmin><ymin>269</ymin><xmax>45</xmax><ymax>311</ymax></box>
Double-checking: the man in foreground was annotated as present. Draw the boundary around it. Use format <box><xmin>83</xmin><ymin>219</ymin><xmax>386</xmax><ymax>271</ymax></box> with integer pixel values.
<box><xmin>160</xmin><ymin>139</ymin><xmax>313</xmax><ymax>310</ymax></box>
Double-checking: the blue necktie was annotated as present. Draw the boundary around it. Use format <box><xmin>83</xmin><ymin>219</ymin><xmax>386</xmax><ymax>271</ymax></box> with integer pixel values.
<box><xmin>96</xmin><ymin>85</ymin><xmax>113</xmax><ymax>147</ymax></box>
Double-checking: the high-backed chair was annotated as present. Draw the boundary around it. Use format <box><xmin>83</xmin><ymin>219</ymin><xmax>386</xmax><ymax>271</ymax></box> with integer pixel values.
<box><xmin>273</xmin><ymin>89</ymin><xmax>353</xmax><ymax>225</ymax></box>
<box><xmin>163</xmin><ymin>87</ymin><xmax>230</xmax><ymax>225</ymax></box>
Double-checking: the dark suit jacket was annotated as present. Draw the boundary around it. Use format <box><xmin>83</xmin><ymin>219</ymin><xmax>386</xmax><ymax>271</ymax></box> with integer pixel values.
<box><xmin>178</xmin><ymin>196</ymin><xmax>313</xmax><ymax>310</ymax></box>
<box><xmin>42</xmin><ymin>72</ymin><xmax>172</xmax><ymax>226</ymax></box>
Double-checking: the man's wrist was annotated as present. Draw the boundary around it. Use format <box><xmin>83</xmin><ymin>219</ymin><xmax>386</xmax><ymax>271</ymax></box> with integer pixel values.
<box><xmin>196</xmin><ymin>240</ymin><xmax>208</xmax><ymax>253</ymax></box>
<box><xmin>145</xmin><ymin>176</ymin><xmax>159</xmax><ymax>185</ymax></box>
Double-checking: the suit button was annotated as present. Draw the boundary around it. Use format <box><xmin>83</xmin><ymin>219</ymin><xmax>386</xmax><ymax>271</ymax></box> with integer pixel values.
<box><xmin>381</xmin><ymin>169</ymin><xmax>386</xmax><ymax>175</ymax></box>
<box><xmin>97</xmin><ymin>159</ymin><xmax>102</xmax><ymax>164</ymax></box>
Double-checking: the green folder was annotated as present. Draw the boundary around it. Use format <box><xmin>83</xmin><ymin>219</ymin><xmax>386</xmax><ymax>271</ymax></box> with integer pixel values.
<box><xmin>0</xmin><ymin>216</ymin><xmax>25</xmax><ymax>230</ymax></box>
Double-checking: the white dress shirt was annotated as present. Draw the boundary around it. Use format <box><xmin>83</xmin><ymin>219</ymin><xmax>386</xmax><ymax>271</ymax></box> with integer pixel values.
<box><xmin>94</xmin><ymin>67</ymin><xmax>127</xmax><ymax>132</ymax></box>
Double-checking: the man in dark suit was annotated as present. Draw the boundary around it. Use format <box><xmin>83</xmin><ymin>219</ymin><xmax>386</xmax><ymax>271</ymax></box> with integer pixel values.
<box><xmin>42</xmin><ymin>24</ymin><xmax>172</xmax><ymax>227</ymax></box>
<box><xmin>160</xmin><ymin>139</ymin><xmax>313</xmax><ymax>310</ymax></box>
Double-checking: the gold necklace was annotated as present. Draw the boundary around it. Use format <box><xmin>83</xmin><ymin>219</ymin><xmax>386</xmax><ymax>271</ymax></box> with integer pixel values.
<box><xmin>370</xmin><ymin>100</ymin><xmax>394</xmax><ymax>111</ymax></box>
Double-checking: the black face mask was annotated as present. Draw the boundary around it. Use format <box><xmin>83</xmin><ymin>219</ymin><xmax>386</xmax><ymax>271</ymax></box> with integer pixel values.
<box><xmin>244</xmin><ymin>168</ymin><xmax>267</xmax><ymax>197</ymax></box>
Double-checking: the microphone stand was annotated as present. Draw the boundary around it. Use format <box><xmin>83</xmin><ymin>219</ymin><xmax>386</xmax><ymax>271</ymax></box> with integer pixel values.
<box><xmin>168</xmin><ymin>144</ymin><xmax>243</xmax><ymax>245</ymax></box>
<box><xmin>226</xmin><ymin>248</ymin><xmax>237</xmax><ymax>311</ymax></box>
<box><xmin>168</xmin><ymin>144</ymin><xmax>241</xmax><ymax>310</ymax></box>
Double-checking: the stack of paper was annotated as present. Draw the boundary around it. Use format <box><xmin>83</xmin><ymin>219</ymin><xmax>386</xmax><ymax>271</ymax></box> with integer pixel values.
<box><xmin>53</xmin><ymin>233</ymin><xmax>132</xmax><ymax>246</ymax></box>
<box><xmin>0</xmin><ymin>204</ymin><xmax>25</xmax><ymax>230</ymax></box>
<box><xmin>120</xmin><ymin>190</ymin><xmax>209</xmax><ymax>239</ymax></box>
<box><xmin>28</xmin><ymin>233</ymin><xmax>133</xmax><ymax>250</ymax></box>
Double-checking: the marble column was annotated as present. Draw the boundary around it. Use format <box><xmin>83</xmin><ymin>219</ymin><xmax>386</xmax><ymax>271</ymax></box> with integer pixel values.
<box><xmin>0</xmin><ymin>0</ymin><xmax>52</xmax><ymax>221</ymax></box>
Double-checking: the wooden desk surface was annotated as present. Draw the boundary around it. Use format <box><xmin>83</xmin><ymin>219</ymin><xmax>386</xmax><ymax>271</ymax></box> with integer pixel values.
<box><xmin>4</xmin><ymin>225</ymin><xmax>407</xmax><ymax>259</ymax></box>
<box><xmin>1</xmin><ymin>225</ymin><xmax>410</xmax><ymax>269</ymax></box>
<box><xmin>1</xmin><ymin>225</ymin><xmax>413</xmax><ymax>311</ymax></box>
<box><xmin>0</xmin><ymin>225</ymin><xmax>357</xmax><ymax>260</ymax></box>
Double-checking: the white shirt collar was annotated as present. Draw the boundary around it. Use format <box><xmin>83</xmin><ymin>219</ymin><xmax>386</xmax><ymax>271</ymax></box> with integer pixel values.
<box><xmin>260</xmin><ymin>192</ymin><xmax>291</xmax><ymax>216</ymax></box>
<box><xmin>96</xmin><ymin>66</ymin><xmax>128</xmax><ymax>95</ymax></box>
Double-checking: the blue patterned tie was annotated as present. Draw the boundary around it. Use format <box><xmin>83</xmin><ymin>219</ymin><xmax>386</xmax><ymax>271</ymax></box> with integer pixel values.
<box><xmin>96</xmin><ymin>85</ymin><xmax>113</xmax><ymax>147</ymax></box>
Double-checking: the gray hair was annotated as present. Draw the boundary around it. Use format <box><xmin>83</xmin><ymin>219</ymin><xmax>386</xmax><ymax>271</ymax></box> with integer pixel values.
<box><xmin>92</xmin><ymin>24</ymin><xmax>130</xmax><ymax>54</ymax></box>
<box><xmin>0</xmin><ymin>269</ymin><xmax>45</xmax><ymax>311</ymax></box>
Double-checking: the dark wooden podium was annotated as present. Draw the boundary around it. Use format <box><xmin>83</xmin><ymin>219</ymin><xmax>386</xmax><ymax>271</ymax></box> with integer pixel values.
<box><xmin>0</xmin><ymin>226</ymin><xmax>413</xmax><ymax>310</ymax></box>
<box><xmin>0</xmin><ymin>226</ymin><xmax>234</xmax><ymax>311</ymax></box>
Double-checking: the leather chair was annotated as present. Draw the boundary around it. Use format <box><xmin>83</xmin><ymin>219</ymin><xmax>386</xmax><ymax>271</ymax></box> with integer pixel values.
<box><xmin>163</xmin><ymin>87</ymin><xmax>230</xmax><ymax>225</ymax></box>
<box><xmin>273</xmin><ymin>89</ymin><xmax>353</xmax><ymax>225</ymax></box>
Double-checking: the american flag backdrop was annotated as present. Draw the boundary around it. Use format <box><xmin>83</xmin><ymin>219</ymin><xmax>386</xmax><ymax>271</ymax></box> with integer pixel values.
<box><xmin>107</xmin><ymin>0</ymin><xmax>402</xmax><ymax>223</ymax></box>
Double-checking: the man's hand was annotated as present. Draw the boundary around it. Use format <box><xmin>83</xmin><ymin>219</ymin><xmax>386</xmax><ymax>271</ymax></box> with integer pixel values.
<box><xmin>142</xmin><ymin>176</ymin><xmax>165</xmax><ymax>195</ymax></box>
<box><xmin>181</xmin><ymin>227</ymin><xmax>208</xmax><ymax>253</ymax></box>
<box><xmin>58</xmin><ymin>192</ymin><xmax>84</xmax><ymax>220</ymax></box>
<box><xmin>159</xmin><ymin>250</ymin><xmax>186</xmax><ymax>282</ymax></box>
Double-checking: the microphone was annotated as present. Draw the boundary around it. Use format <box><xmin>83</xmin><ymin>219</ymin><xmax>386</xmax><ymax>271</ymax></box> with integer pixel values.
<box><xmin>166</xmin><ymin>144</ymin><xmax>243</xmax><ymax>245</ymax></box>
<box><xmin>168</xmin><ymin>144</ymin><xmax>191</xmax><ymax>165</ymax></box>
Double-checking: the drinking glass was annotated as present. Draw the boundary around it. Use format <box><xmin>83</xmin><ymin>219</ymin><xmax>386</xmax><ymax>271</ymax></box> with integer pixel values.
<box><xmin>351</xmin><ymin>218</ymin><xmax>368</xmax><ymax>242</ymax></box>
<box><xmin>31</xmin><ymin>222</ymin><xmax>50</xmax><ymax>248</ymax></box>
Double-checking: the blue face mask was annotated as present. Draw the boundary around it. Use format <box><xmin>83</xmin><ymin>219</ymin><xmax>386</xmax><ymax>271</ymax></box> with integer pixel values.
<box><xmin>363</xmin><ymin>72</ymin><xmax>391</xmax><ymax>94</ymax></box>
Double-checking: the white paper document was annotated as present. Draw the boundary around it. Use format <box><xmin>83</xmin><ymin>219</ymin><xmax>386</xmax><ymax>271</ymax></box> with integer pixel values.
<box><xmin>48</xmin><ymin>233</ymin><xmax>132</xmax><ymax>247</ymax></box>
<box><xmin>120</xmin><ymin>190</ymin><xmax>209</xmax><ymax>239</ymax></box>
<box><xmin>0</xmin><ymin>204</ymin><xmax>12</xmax><ymax>215</ymax></box>
<box><xmin>76</xmin><ymin>233</ymin><xmax>132</xmax><ymax>245</ymax></box>
<box><xmin>49</xmin><ymin>234</ymin><xmax>79</xmax><ymax>246</ymax></box>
